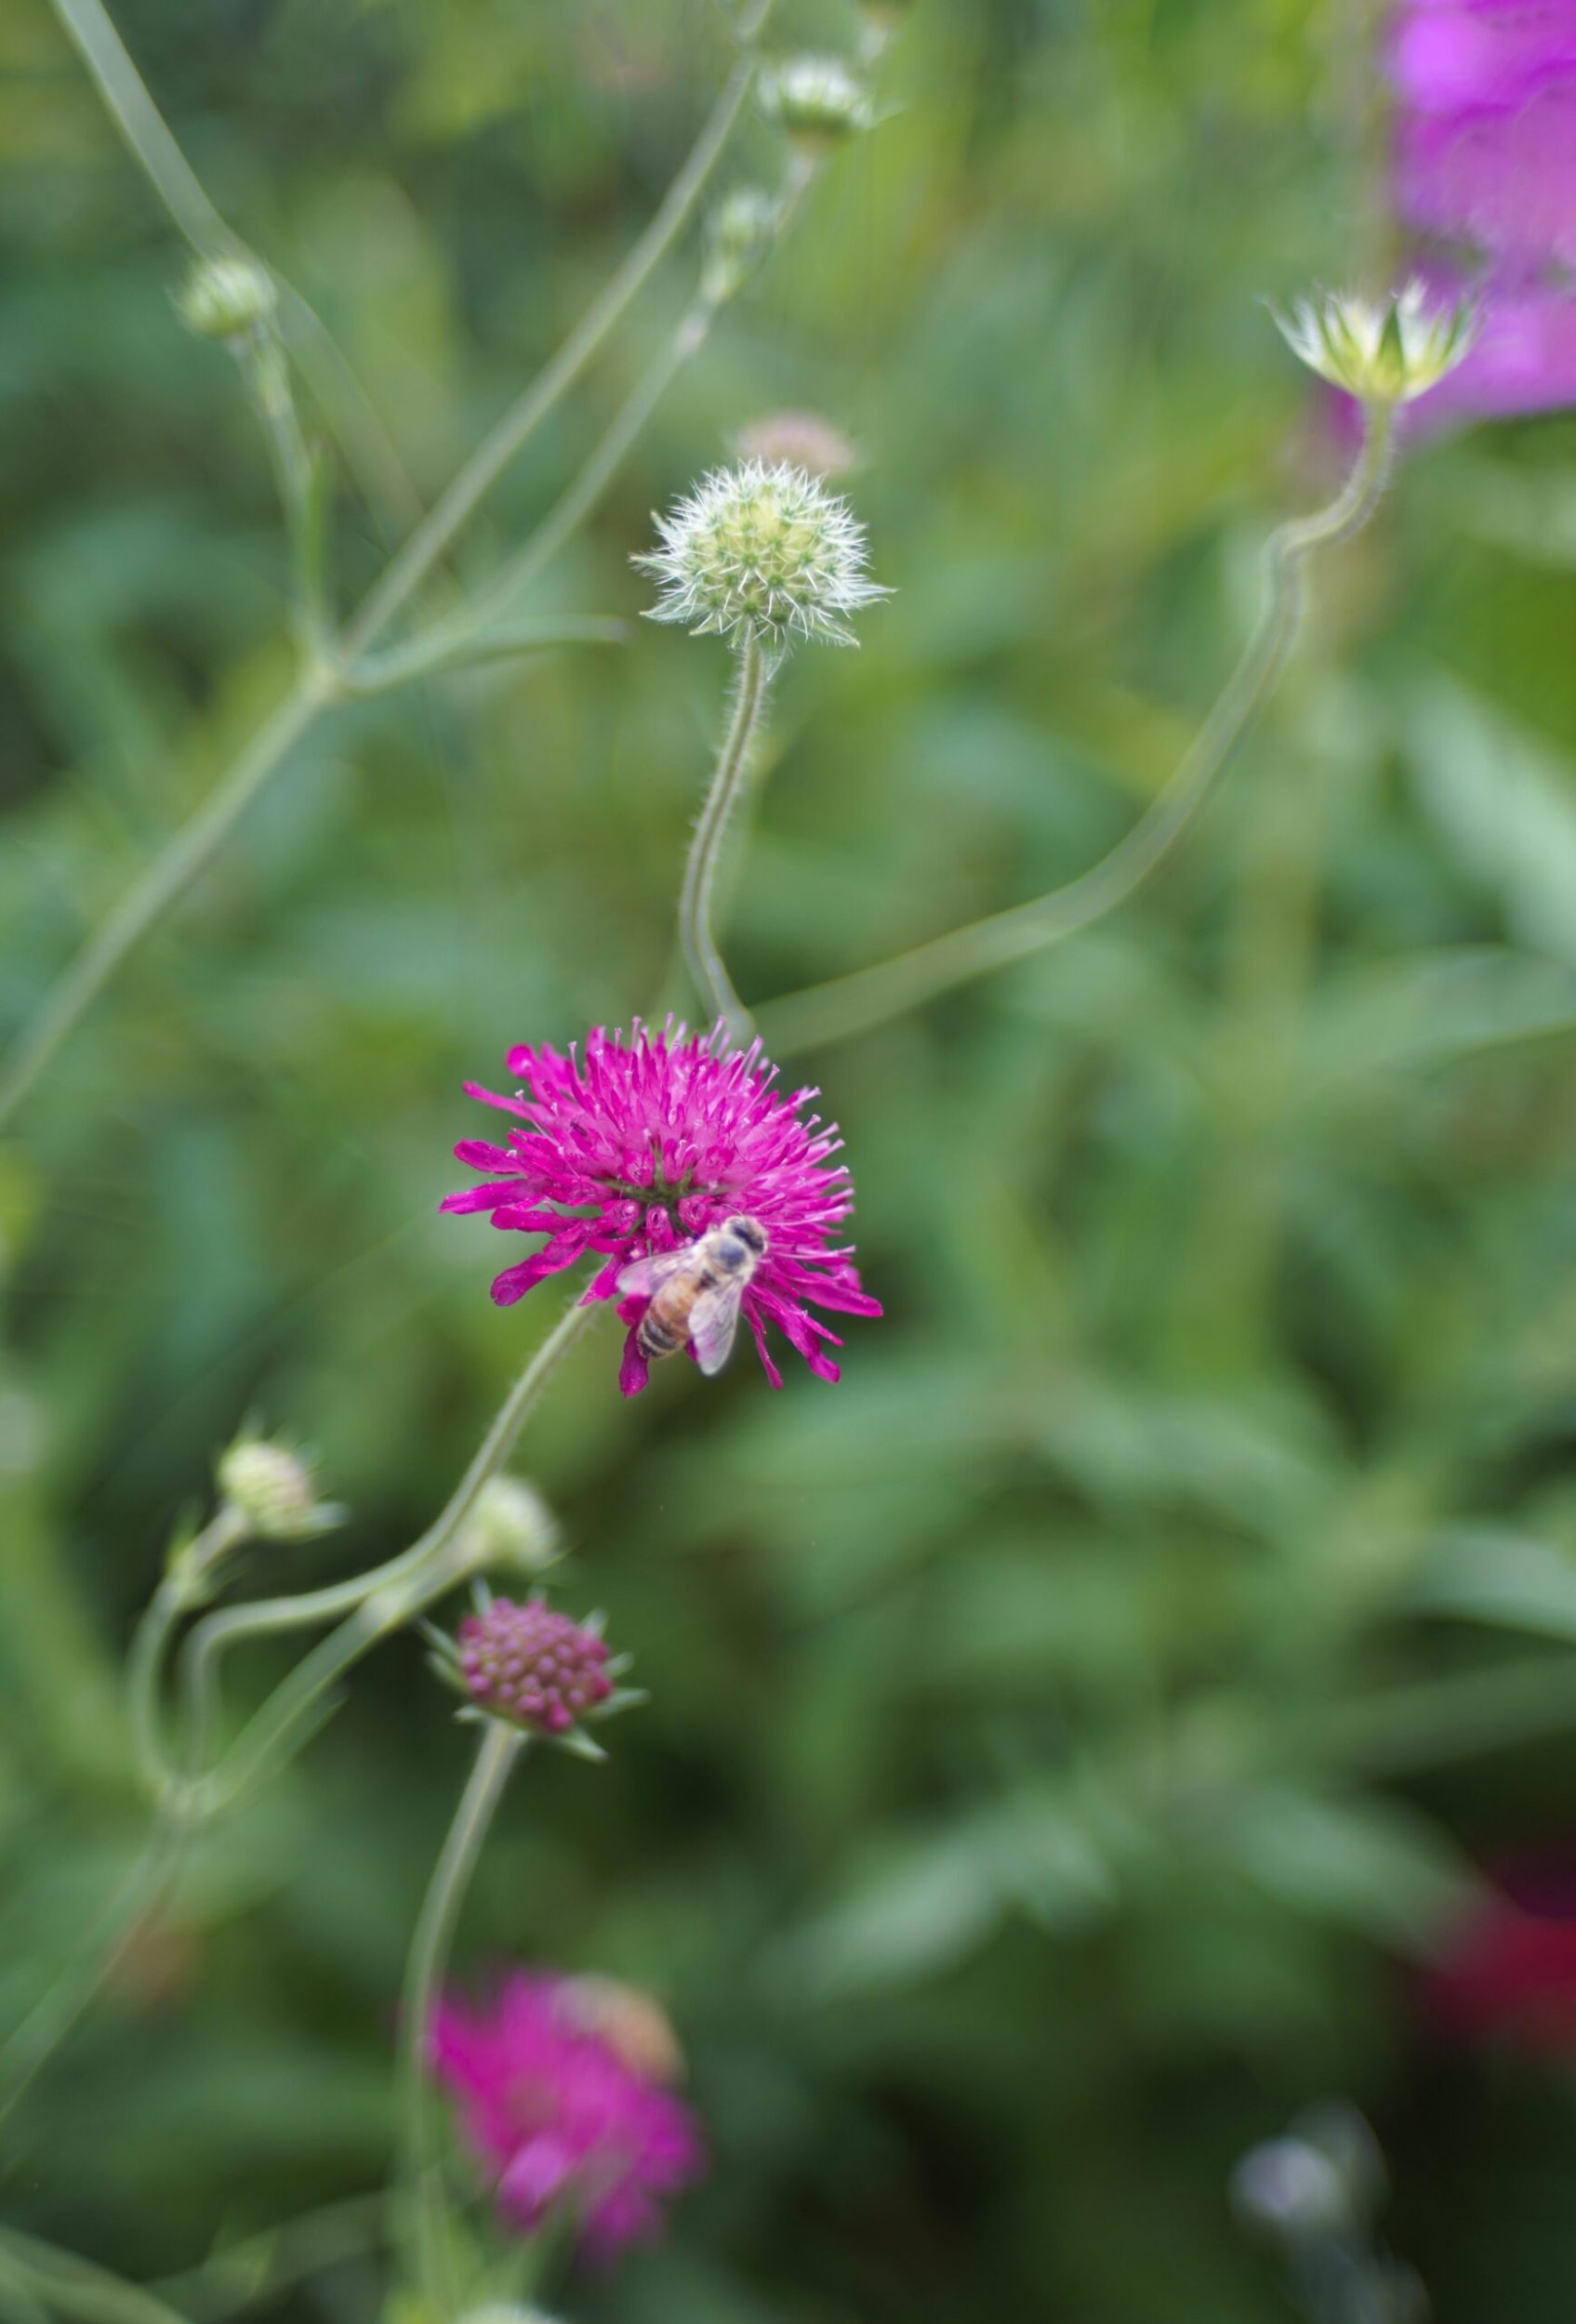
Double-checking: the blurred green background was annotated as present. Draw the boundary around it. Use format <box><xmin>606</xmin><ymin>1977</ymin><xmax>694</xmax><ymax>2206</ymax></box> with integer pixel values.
<box><xmin>7</xmin><ymin>0</ymin><xmax>1576</xmax><ymax>2317</ymax></box>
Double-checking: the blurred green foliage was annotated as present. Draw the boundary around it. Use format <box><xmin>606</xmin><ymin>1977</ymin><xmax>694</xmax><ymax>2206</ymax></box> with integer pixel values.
<box><xmin>6</xmin><ymin>0</ymin><xmax>1576</xmax><ymax>2319</ymax></box>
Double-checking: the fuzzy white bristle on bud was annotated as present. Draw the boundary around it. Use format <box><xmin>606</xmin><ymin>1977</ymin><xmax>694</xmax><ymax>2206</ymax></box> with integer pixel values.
<box><xmin>635</xmin><ymin>461</ymin><xmax>888</xmax><ymax>652</ymax></box>
<box><xmin>1271</xmin><ymin>280</ymin><xmax>1479</xmax><ymax>403</ymax></box>
<box><xmin>176</xmin><ymin>254</ymin><xmax>278</xmax><ymax>340</ymax></box>
<box><xmin>216</xmin><ymin>1434</ymin><xmax>343</xmax><ymax>1541</ymax></box>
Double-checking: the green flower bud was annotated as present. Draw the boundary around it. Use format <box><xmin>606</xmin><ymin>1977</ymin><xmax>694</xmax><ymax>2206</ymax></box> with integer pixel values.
<box><xmin>1272</xmin><ymin>280</ymin><xmax>1479</xmax><ymax>404</ymax></box>
<box><xmin>216</xmin><ymin>1434</ymin><xmax>343</xmax><ymax>1542</ymax></box>
<box><xmin>176</xmin><ymin>254</ymin><xmax>278</xmax><ymax>340</ymax></box>
<box><xmin>759</xmin><ymin>55</ymin><xmax>874</xmax><ymax>153</ymax></box>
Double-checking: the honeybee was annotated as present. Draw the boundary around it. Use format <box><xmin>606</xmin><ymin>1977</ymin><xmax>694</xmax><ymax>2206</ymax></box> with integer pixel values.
<box><xmin>616</xmin><ymin>1215</ymin><xmax>767</xmax><ymax>1375</ymax></box>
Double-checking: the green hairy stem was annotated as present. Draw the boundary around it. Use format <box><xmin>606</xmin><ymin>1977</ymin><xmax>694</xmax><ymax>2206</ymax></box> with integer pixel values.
<box><xmin>679</xmin><ymin>632</ymin><xmax>774</xmax><ymax>1044</ymax></box>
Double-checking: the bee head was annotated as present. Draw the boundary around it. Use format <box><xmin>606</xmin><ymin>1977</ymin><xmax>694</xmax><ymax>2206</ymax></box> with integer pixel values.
<box><xmin>722</xmin><ymin>1214</ymin><xmax>768</xmax><ymax>1258</ymax></box>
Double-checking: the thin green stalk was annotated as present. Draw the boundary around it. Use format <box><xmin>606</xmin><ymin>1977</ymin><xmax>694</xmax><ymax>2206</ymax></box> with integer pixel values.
<box><xmin>126</xmin><ymin>1504</ymin><xmax>248</xmax><ymax>1797</ymax></box>
<box><xmin>757</xmin><ymin>403</ymin><xmax>1398</xmax><ymax>1058</ymax></box>
<box><xmin>187</xmin><ymin>1293</ymin><xmax>596</xmax><ymax>1815</ymax></box>
<box><xmin>338</xmin><ymin>24</ymin><xmax>772</xmax><ymax>663</ymax></box>
<box><xmin>240</xmin><ymin>334</ymin><xmax>329</xmax><ymax>653</ymax></box>
<box><xmin>397</xmin><ymin>1721</ymin><xmax>524</xmax><ymax>2323</ymax></box>
<box><xmin>347</xmin><ymin>616</ymin><xmax>628</xmax><ymax>697</ymax></box>
<box><xmin>0</xmin><ymin>1298</ymin><xmax>593</xmax><ymax>2129</ymax></box>
<box><xmin>680</xmin><ymin>632</ymin><xmax>772</xmax><ymax>1042</ymax></box>
<box><xmin>46</xmin><ymin>0</ymin><xmax>420</xmax><ymax>533</ymax></box>
<box><xmin>0</xmin><ymin>673</ymin><xmax>331</xmax><ymax>1129</ymax></box>
<box><xmin>7</xmin><ymin>8</ymin><xmax>776</xmax><ymax>1128</ymax></box>
<box><xmin>378</xmin><ymin>293</ymin><xmax>720</xmax><ymax>685</ymax></box>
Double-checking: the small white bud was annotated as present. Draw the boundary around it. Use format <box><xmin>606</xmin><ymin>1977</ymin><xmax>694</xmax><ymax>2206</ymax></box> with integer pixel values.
<box><xmin>759</xmin><ymin>54</ymin><xmax>874</xmax><ymax>152</ymax></box>
<box><xmin>216</xmin><ymin>1435</ymin><xmax>343</xmax><ymax>1542</ymax></box>
<box><xmin>635</xmin><ymin>459</ymin><xmax>888</xmax><ymax>652</ymax></box>
<box><xmin>176</xmin><ymin>254</ymin><xmax>278</xmax><ymax>340</ymax></box>
<box><xmin>453</xmin><ymin>1475</ymin><xmax>560</xmax><ymax>1575</ymax></box>
<box><xmin>1271</xmin><ymin>280</ymin><xmax>1479</xmax><ymax>404</ymax></box>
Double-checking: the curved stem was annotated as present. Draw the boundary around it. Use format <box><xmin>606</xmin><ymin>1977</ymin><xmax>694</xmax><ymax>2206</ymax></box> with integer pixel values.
<box><xmin>0</xmin><ymin>673</ymin><xmax>330</xmax><ymax>1129</ymax></box>
<box><xmin>397</xmin><ymin>1721</ymin><xmax>524</xmax><ymax>2323</ymax></box>
<box><xmin>46</xmin><ymin>0</ymin><xmax>421</xmax><ymax>534</ymax></box>
<box><xmin>680</xmin><ymin>633</ymin><xmax>772</xmax><ymax>1043</ymax></box>
<box><xmin>371</xmin><ymin>294</ymin><xmax>720</xmax><ymax>689</ymax></box>
<box><xmin>187</xmin><ymin>1293</ymin><xmax>596</xmax><ymax>1815</ymax></box>
<box><xmin>0</xmin><ymin>1298</ymin><xmax>592</xmax><ymax>2132</ymax></box>
<box><xmin>126</xmin><ymin>1504</ymin><xmax>250</xmax><ymax>1798</ymax></box>
<box><xmin>338</xmin><ymin>25</ymin><xmax>772</xmax><ymax>664</ymax></box>
<box><xmin>756</xmin><ymin>403</ymin><xmax>1397</xmax><ymax>1058</ymax></box>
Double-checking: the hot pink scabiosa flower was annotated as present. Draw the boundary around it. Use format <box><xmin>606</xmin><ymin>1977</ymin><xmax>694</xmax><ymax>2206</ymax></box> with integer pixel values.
<box><xmin>430</xmin><ymin>1971</ymin><xmax>705</xmax><ymax>2263</ymax></box>
<box><xmin>441</xmin><ymin>1020</ymin><xmax>881</xmax><ymax>1395</ymax></box>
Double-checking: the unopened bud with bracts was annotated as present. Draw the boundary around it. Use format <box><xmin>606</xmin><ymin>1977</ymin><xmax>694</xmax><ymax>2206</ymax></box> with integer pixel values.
<box><xmin>759</xmin><ymin>55</ymin><xmax>874</xmax><ymax>155</ymax></box>
<box><xmin>216</xmin><ymin>1433</ymin><xmax>344</xmax><ymax>1542</ymax></box>
<box><xmin>428</xmin><ymin>1592</ymin><xmax>643</xmax><ymax>1758</ymax></box>
<box><xmin>636</xmin><ymin>460</ymin><xmax>888</xmax><ymax>652</ymax></box>
<box><xmin>452</xmin><ymin>1475</ymin><xmax>561</xmax><ymax>1577</ymax></box>
<box><xmin>1272</xmin><ymin>280</ymin><xmax>1478</xmax><ymax>404</ymax></box>
<box><xmin>703</xmin><ymin>186</ymin><xmax>779</xmax><ymax>306</ymax></box>
<box><xmin>177</xmin><ymin>253</ymin><xmax>278</xmax><ymax>341</ymax></box>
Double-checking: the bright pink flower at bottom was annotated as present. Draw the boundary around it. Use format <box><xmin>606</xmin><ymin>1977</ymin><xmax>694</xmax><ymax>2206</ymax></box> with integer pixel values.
<box><xmin>430</xmin><ymin>1972</ymin><xmax>706</xmax><ymax>2262</ymax></box>
<box><xmin>442</xmin><ymin>1020</ymin><xmax>881</xmax><ymax>1394</ymax></box>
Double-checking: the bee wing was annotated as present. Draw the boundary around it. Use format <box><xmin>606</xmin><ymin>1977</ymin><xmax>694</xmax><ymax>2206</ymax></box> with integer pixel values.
<box><xmin>688</xmin><ymin>1278</ymin><xmax>747</xmax><ymax>1376</ymax></box>
<box><xmin>616</xmin><ymin>1248</ymin><xmax>694</xmax><ymax>1300</ymax></box>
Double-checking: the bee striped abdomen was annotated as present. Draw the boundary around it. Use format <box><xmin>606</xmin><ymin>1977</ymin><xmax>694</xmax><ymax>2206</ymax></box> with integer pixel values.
<box><xmin>637</xmin><ymin>1304</ymin><xmax>688</xmax><ymax>1359</ymax></box>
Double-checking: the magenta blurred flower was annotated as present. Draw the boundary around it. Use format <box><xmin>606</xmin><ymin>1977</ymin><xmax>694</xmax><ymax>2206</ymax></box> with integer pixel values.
<box><xmin>1389</xmin><ymin>1</ymin><xmax>1576</xmax><ymax>265</ymax></box>
<box><xmin>1390</xmin><ymin>2</ymin><xmax>1576</xmax><ymax>120</ymax></box>
<box><xmin>1408</xmin><ymin>273</ymin><xmax>1576</xmax><ymax>417</ymax></box>
<box><xmin>1423</xmin><ymin>1855</ymin><xmax>1576</xmax><ymax>2055</ymax></box>
<box><xmin>430</xmin><ymin>1971</ymin><xmax>705</xmax><ymax>2261</ymax></box>
<box><xmin>442</xmin><ymin>1020</ymin><xmax>881</xmax><ymax>1395</ymax></box>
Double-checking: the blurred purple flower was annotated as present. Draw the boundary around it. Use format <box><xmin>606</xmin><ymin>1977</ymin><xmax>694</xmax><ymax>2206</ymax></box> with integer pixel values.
<box><xmin>1366</xmin><ymin>2</ymin><xmax>1576</xmax><ymax>431</ymax></box>
<box><xmin>442</xmin><ymin>1019</ymin><xmax>881</xmax><ymax>1395</ymax></box>
<box><xmin>430</xmin><ymin>1971</ymin><xmax>705</xmax><ymax>2263</ymax></box>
